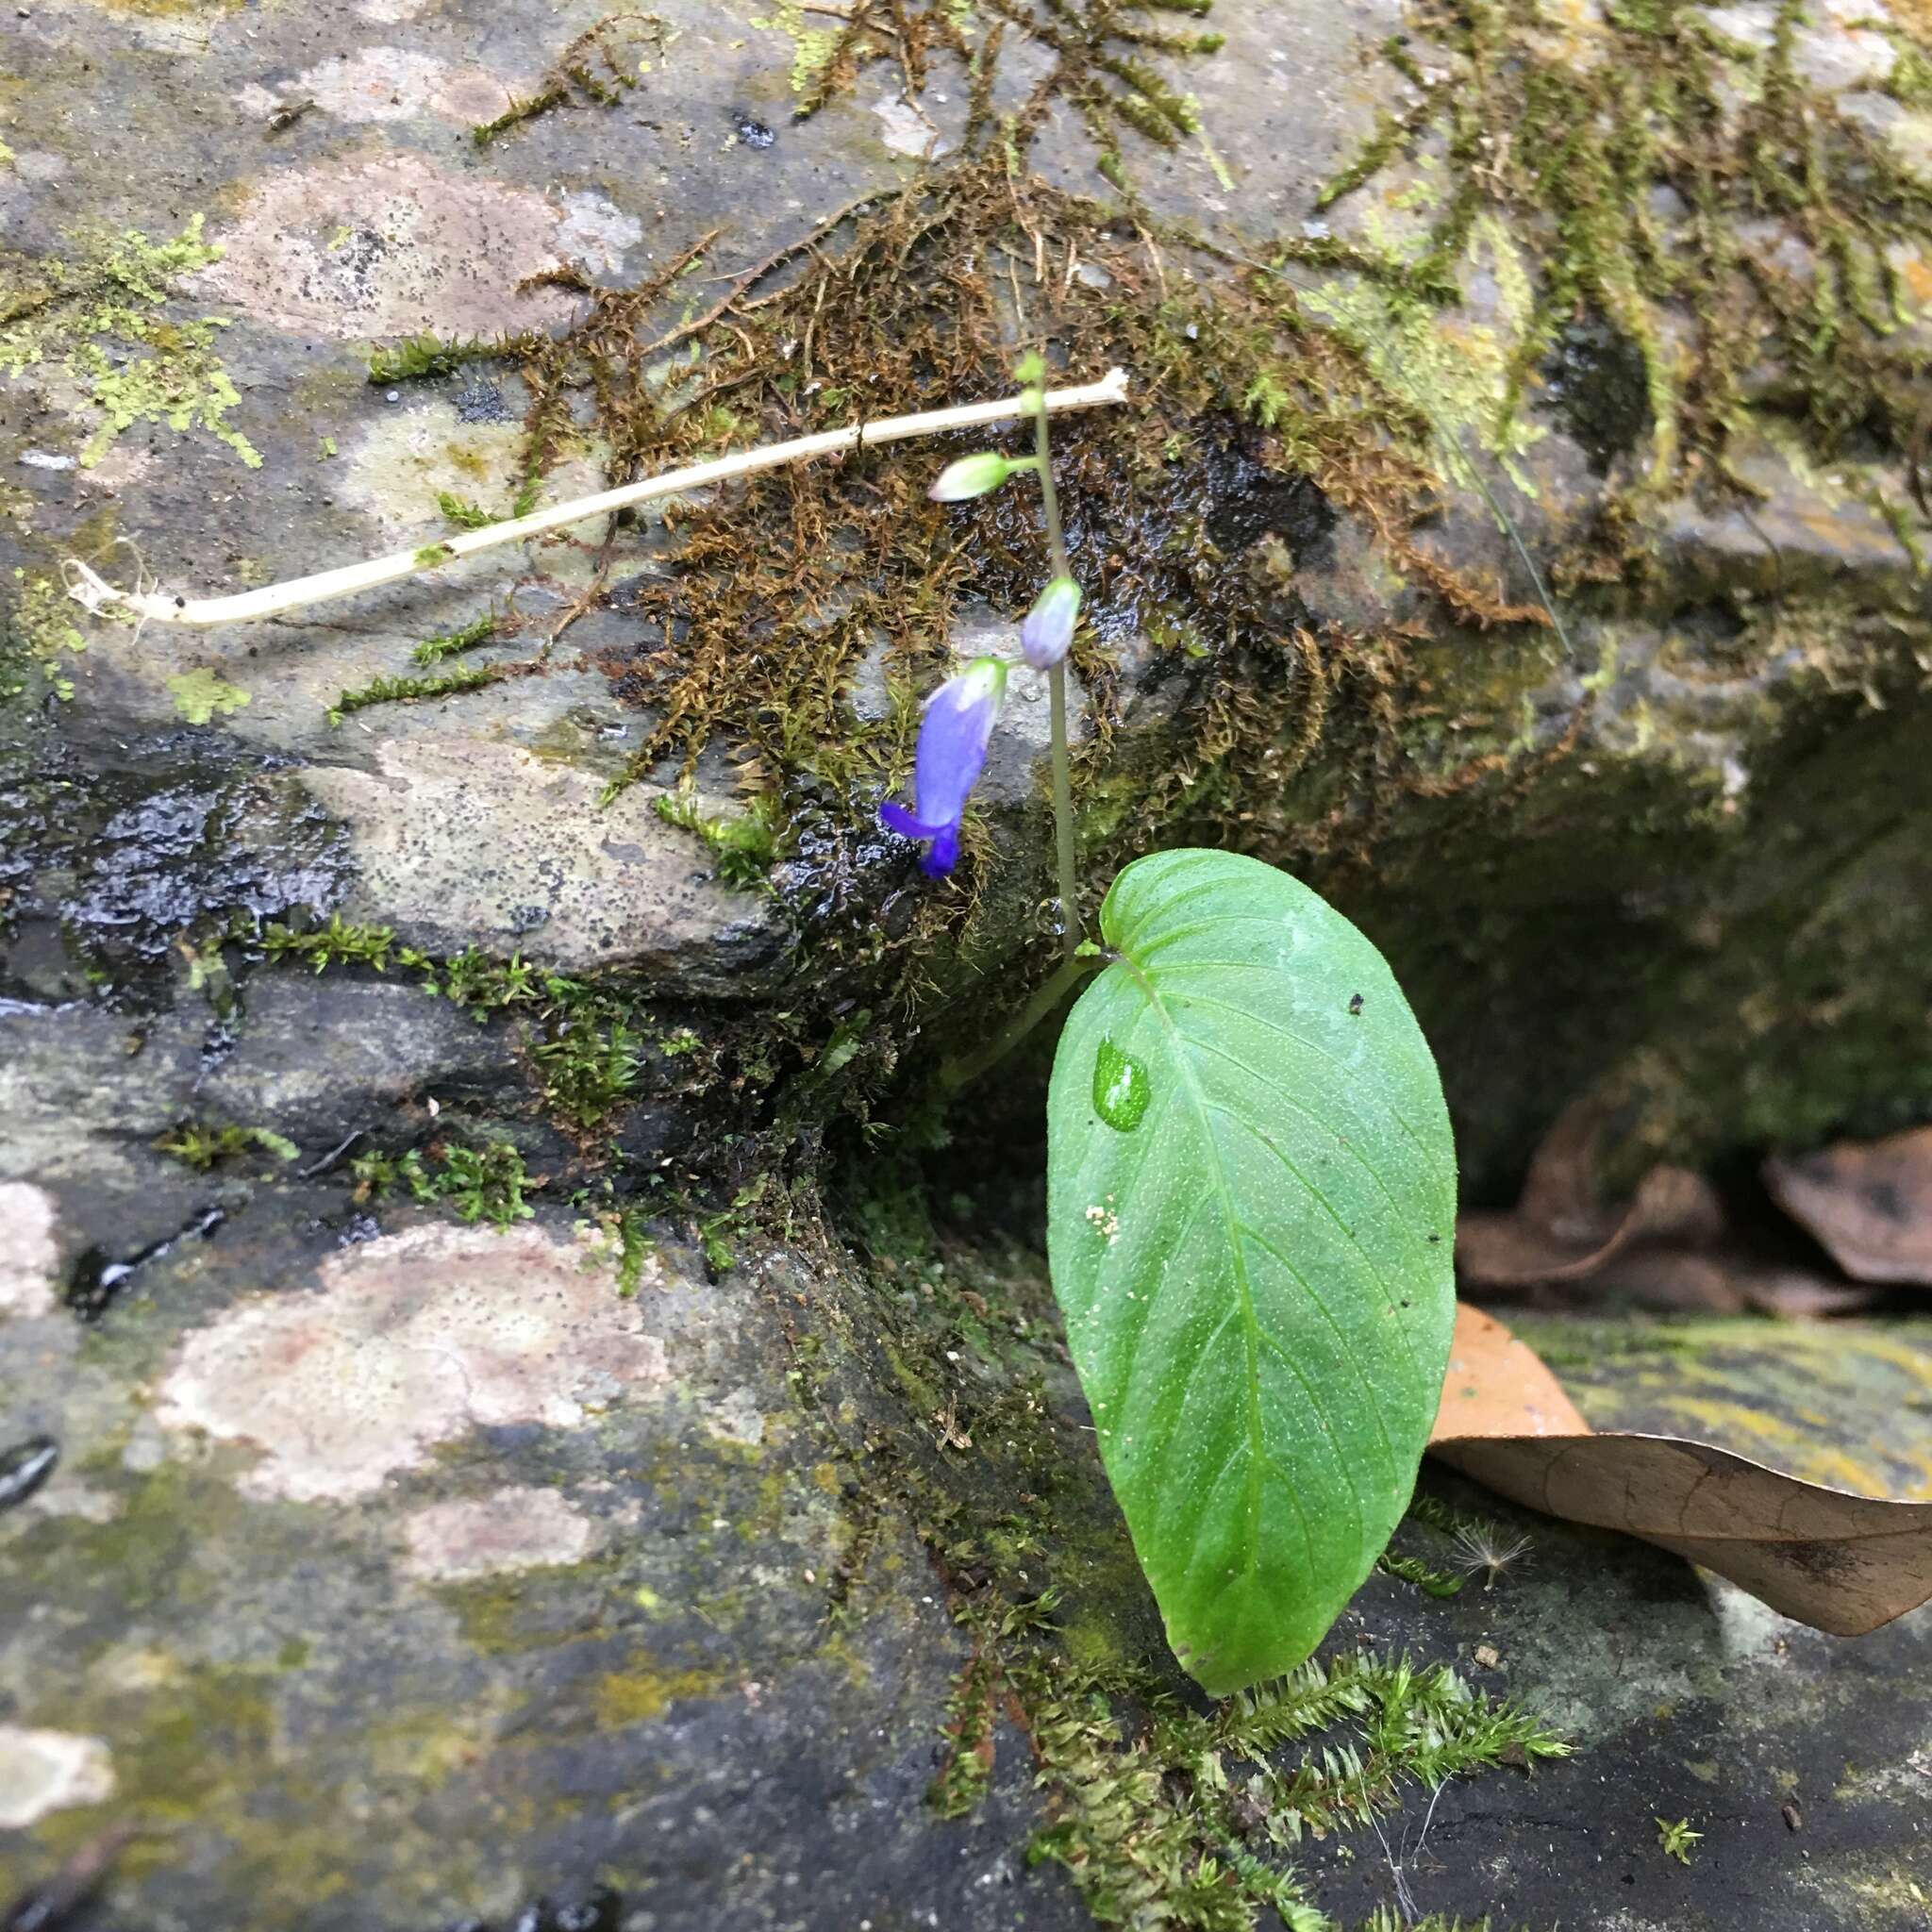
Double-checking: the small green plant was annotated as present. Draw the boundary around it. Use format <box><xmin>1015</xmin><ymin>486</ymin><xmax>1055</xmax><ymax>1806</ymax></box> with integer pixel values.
<box><xmin>1656</xmin><ymin>1815</ymin><xmax>1702</xmax><ymax>1864</ymax></box>
<box><xmin>898</xmin><ymin>356</ymin><xmax>1458</xmax><ymax>1695</ymax></box>
<box><xmin>257</xmin><ymin>914</ymin><xmax>425</xmax><ymax>975</ymax></box>
<box><xmin>438</xmin><ymin>945</ymin><xmax>542</xmax><ymax>1014</ymax></box>
<box><xmin>609</xmin><ymin>1205</ymin><xmax>655</xmax><ymax>1297</ymax></box>
<box><xmin>1376</xmin><ymin>1550</ymin><xmax>1466</xmax><ymax>1600</ymax></box>
<box><xmin>1007</xmin><ymin>1646</ymin><xmax>1568</xmax><ymax>1928</ymax></box>
<box><xmin>350</xmin><ymin>1138</ymin><xmax>535</xmax><ymax>1230</ymax></box>
<box><xmin>532</xmin><ymin>986</ymin><xmax>645</xmax><ymax>1130</ymax></box>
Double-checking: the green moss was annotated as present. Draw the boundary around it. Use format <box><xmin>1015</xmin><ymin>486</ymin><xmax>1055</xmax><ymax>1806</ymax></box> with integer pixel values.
<box><xmin>435</xmin><ymin>491</ymin><xmax>496</xmax><ymax>530</ymax></box>
<box><xmin>1009</xmin><ymin>1649</ymin><xmax>1568</xmax><ymax>1929</ymax></box>
<box><xmin>365</xmin><ymin>333</ymin><xmax>500</xmax><ymax>384</ymax></box>
<box><xmin>156</xmin><ymin>1121</ymin><xmax>299</xmax><ymax>1172</ymax></box>
<box><xmin>412</xmin><ymin>612</ymin><xmax>500</xmax><ymax>665</ymax></box>
<box><xmin>325</xmin><ymin>663</ymin><xmax>501</xmax><ymax>726</ymax></box>
<box><xmin>469</xmin><ymin>15</ymin><xmax>659</xmax><ymax>143</ymax></box>
<box><xmin>257</xmin><ymin>912</ymin><xmax>425</xmax><ymax>975</ymax></box>
<box><xmin>592</xmin><ymin>1658</ymin><xmax>731</xmax><ymax>1724</ymax></box>
<box><xmin>350</xmin><ymin>1138</ymin><xmax>537</xmax><ymax>1230</ymax></box>
<box><xmin>651</xmin><ymin>782</ymin><xmax>781</xmax><ymax>890</ymax></box>
<box><xmin>1320</xmin><ymin>0</ymin><xmax>1932</xmax><ymax>491</ymax></box>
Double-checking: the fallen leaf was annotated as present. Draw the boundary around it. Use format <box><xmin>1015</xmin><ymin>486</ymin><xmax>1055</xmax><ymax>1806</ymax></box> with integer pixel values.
<box><xmin>1431</xmin><ymin>1303</ymin><xmax>1589</xmax><ymax>1438</ymax></box>
<box><xmin>1457</xmin><ymin>1104</ymin><xmax>1724</xmax><ymax>1295</ymax></box>
<box><xmin>1428</xmin><ymin>1306</ymin><xmax>1932</xmax><ymax>1636</ymax></box>
<box><xmin>1732</xmin><ymin>1268</ymin><xmax>1882</xmax><ymax>1321</ymax></box>
<box><xmin>1765</xmin><ymin>1126</ymin><xmax>1932</xmax><ymax>1287</ymax></box>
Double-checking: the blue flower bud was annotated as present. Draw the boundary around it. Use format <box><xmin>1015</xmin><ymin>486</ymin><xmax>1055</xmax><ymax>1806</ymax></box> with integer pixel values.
<box><xmin>878</xmin><ymin>656</ymin><xmax>1008</xmax><ymax>877</ymax></box>
<box><xmin>1020</xmin><ymin>575</ymin><xmax>1082</xmax><ymax>670</ymax></box>
<box><xmin>929</xmin><ymin>452</ymin><xmax>1030</xmax><ymax>502</ymax></box>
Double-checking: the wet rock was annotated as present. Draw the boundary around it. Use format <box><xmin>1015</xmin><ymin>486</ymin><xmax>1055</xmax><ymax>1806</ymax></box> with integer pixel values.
<box><xmin>5</xmin><ymin>753</ymin><xmax>345</xmax><ymax>991</ymax></box>
<box><xmin>197</xmin><ymin>975</ymin><xmax>520</xmax><ymax>1148</ymax></box>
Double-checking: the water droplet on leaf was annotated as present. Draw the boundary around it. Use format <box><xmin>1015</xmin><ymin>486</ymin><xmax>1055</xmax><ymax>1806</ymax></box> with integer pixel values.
<box><xmin>1093</xmin><ymin>1038</ymin><xmax>1151</xmax><ymax>1131</ymax></box>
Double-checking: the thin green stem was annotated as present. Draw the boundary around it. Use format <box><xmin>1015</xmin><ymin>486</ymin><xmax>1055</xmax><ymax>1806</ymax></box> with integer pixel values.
<box><xmin>1047</xmin><ymin>660</ymin><xmax>1079</xmax><ymax>960</ymax></box>
<box><xmin>1031</xmin><ymin>386</ymin><xmax>1074</xmax><ymax>581</ymax></box>
<box><xmin>938</xmin><ymin>950</ymin><xmax>1098</xmax><ymax>1092</ymax></box>
<box><xmin>1030</xmin><ymin>375</ymin><xmax>1081</xmax><ymax>957</ymax></box>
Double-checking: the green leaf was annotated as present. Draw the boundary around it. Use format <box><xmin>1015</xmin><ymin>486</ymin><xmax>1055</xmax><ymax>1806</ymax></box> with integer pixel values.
<box><xmin>1047</xmin><ymin>849</ymin><xmax>1457</xmax><ymax>1695</ymax></box>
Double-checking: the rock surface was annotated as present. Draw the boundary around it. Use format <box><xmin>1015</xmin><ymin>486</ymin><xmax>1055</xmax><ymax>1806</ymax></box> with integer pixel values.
<box><xmin>5</xmin><ymin>0</ymin><xmax>1932</xmax><ymax>1924</ymax></box>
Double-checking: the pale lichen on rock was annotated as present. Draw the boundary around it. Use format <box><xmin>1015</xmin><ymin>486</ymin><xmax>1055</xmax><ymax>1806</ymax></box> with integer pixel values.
<box><xmin>154</xmin><ymin>1224</ymin><xmax>671</xmax><ymax>1502</ymax></box>
<box><xmin>0</xmin><ymin>1725</ymin><xmax>115</xmax><ymax>1829</ymax></box>
<box><xmin>398</xmin><ymin>1486</ymin><xmax>599</xmax><ymax>1581</ymax></box>
<box><xmin>0</xmin><ymin>1183</ymin><xmax>59</xmax><ymax>1319</ymax></box>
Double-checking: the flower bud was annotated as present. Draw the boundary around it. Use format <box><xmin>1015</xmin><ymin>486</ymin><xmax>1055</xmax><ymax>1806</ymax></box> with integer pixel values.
<box><xmin>1020</xmin><ymin>575</ymin><xmax>1082</xmax><ymax>670</ymax></box>
<box><xmin>929</xmin><ymin>452</ymin><xmax>1020</xmax><ymax>502</ymax></box>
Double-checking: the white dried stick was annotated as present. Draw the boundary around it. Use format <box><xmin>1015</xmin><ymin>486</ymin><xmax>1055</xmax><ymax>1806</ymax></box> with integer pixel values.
<box><xmin>63</xmin><ymin>368</ymin><xmax>1132</xmax><ymax>630</ymax></box>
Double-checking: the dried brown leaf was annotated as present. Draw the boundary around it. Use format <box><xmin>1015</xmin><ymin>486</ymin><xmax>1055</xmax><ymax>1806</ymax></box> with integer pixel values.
<box><xmin>1765</xmin><ymin>1126</ymin><xmax>1932</xmax><ymax>1287</ymax></box>
<box><xmin>1428</xmin><ymin>1306</ymin><xmax>1932</xmax><ymax>1635</ymax></box>
<box><xmin>1456</xmin><ymin>1102</ymin><xmax>1724</xmax><ymax>1293</ymax></box>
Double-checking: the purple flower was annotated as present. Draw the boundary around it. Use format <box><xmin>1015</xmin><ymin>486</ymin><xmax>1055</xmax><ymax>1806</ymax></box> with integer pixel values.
<box><xmin>879</xmin><ymin>656</ymin><xmax>1008</xmax><ymax>876</ymax></box>
<box><xmin>1020</xmin><ymin>575</ymin><xmax>1081</xmax><ymax>670</ymax></box>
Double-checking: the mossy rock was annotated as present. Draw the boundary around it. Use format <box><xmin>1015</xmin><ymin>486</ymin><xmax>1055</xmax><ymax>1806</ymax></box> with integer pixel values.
<box><xmin>6</xmin><ymin>0</ymin><xmax>1932</xmax><ymax>1924</ymax></box>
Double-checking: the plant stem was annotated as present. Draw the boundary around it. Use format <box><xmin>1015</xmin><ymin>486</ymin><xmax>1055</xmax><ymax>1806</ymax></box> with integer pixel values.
<box><xmin>63</xmin><ymin>369</ymin><xmax>1131</xmax><ymax>630</ymax></box>
<box><xmin>1029</xmin><ymin>375</ymin><xmax>1081</xmax><ymax>958</ymax></box>
<box><xmin>938</xmin><ymin>950</ymin><xmax>1097</xmax><ymax>1092</ymax></box>
<box><xmin>1031</xmin><ymin>376</ymin><xmax>1074</xmax><ymax>582</ymax></box>
<box><xmin>1047</xmin><ymin>661</ymin><xmax>1079</xmax><ymax>960</ymax></box>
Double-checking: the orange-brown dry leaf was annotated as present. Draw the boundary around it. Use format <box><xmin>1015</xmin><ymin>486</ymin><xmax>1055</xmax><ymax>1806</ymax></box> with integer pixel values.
<box><xmin>1431</xmin><ymin>1305</ymin><xmax>1591</xmax><ymax>1439</ymax></box>
<box><xmin>1765</xmin><ymin>1126</ymin><xmax>1932</xmax><ymax>1287</ymax></box>
<box><xmin>1427</xmin><ymin>1305</ymin><xmax>1932</xmax><ymax>1637</ymax></box>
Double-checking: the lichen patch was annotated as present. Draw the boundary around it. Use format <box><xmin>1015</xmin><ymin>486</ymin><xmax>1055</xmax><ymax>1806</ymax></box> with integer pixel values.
<box><xmin>0</xmin><ymin>1726</ymin><xmax>114</xmax><ymax>1828</ymax></box>
<box><xmin>284</xmin><ymin>48</ymin><xmax>508</xmax><ymax>125</ymax></box>
<box><xmin>556</xmin><ymin>191</ymin><xmax>643</xmax><ymax>275</ymax></box>
<box><xmin>197</xmin><ymin>151</ymin><xmax>584</xmax><ymax>341</ymax></box>
<box><xmin>398</xmin><ymin>1486</ymin><xmax>597</xmax><ymax>1581</ymax></box>
<box><xmin>154</xmin><ymin>1224</ymin><xmax>671</xmax><ymax>1503</ymax></box>
<box><xmin>0</xmin><ymin>1181</ymin><xmax>59</xmax><ymax>1319</ymax></box>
